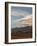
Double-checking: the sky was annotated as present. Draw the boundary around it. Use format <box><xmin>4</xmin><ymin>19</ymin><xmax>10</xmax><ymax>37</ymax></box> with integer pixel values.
<box><xmin>11</xmin><ymin>6</ymin><xmax>32</xmax><ymax>28</ymax></box>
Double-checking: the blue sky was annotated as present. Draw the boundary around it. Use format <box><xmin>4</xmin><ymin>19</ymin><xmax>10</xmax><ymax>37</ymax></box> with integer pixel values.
<box><xmin>11</xmin><ymin>6</ymin><xmax>32</xmax><ymax>28</ymax></box>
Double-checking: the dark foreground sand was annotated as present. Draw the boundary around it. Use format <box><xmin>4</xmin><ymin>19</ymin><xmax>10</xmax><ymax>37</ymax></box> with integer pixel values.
<box><xmin>11</xmin><ymin>26</ymin><xmax>32</xmax><ymax>39</ymax></box>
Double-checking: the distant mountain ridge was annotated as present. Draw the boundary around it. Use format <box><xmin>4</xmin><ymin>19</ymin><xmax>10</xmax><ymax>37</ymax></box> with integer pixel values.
<box><xmin>11</xmin><ymin>26</ymin><xmax>32</xmax><ymax>33</ymax></box>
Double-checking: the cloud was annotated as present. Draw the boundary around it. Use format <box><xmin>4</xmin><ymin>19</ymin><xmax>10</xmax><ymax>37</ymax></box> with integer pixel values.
<box><xmin>11</xmin><ymin>8</ymin><xmax>32</xmax><ymax>28</ymax></box>
<box><xmin>16</xmin><ymin>15</ymin><xmax>32</xmax><ymax>26</ymax></box>
<box><xmin>11</xmin><ymin>10</ymin><xmax>30</xmax><ymax>17</ymax></box>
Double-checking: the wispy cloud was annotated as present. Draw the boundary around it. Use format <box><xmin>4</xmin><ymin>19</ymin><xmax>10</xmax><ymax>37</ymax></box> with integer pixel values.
<box><xmin>11</xmin><ymin>10</ymin><xmax>31</xmax><ymax>17</ymax></box>
<box><xmin>15</xmin><ymin>15</ymin><xmax>32</xmax><ymax>26</ymax></box>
